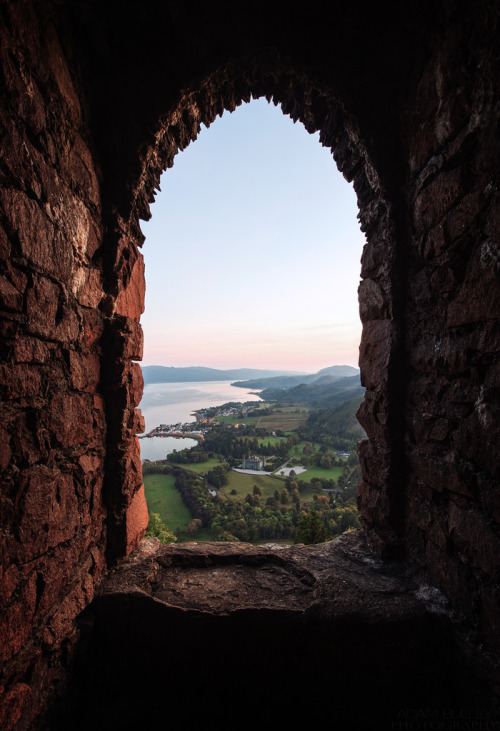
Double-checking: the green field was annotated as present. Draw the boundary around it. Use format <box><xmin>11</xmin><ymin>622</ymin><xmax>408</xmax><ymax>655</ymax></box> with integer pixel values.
<box><xmin>216</xmin><ymin>414</ymin><xmax>260</xmax><ymax>426</ymax></box>
<box><xmin>256</xmin><ymin>436</ymin><xmax>287</xmax><ymax>448</ymax></box>
<box><xmin>214</xmin><ymin>405</ymin><xmax>310</xmax><ymax>433</ymax></box>
<box><xmin>220</xmin><ymin>468</ymin><xmax>336</xmax><ymax>509</ymax></box>
<box><xmin>255</xmin><ymin>409</ymin><xmax>310</xmax><ymax>432</ymax></box>
<box><xmin>143</xmin><ymin>473</ymin><xmax>193</xmax><ymax>534</ymax></box>
<box><xmin>299</xmin><ymin>465</ymin><xmax>343</xmax><ymax>483</ymax></box>
<box><xmin>182</xmin><ymin>456</ymin><xmax>224</xmax><ymax>474</ymax></box>
<box><xmin>219</xmin><ymin>470</ymin><xmax>281</xmax><ymax>502</ymax></box>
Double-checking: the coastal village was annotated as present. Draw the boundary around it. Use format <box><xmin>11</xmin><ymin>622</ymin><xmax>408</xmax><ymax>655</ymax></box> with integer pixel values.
<box><xmin>139</xmin><ymin>402</ymin><xmax>257</xmax><ymax>442</ymax></box>
<box><xmin>139</xmin><ymin>401</ymin><xmax>352</xmax><ymax>475</ymax></box>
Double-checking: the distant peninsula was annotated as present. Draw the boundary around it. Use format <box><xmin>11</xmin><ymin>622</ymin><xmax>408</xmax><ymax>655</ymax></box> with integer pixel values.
<box><xmin>141</xmin><ymin>365</ymin><xmax>308</xmax><ymax>385</ymax></box>
<box><xmin>231</xmin><ymin>364</ymin><xmax>360</xmax><ymax>390</ymax></box>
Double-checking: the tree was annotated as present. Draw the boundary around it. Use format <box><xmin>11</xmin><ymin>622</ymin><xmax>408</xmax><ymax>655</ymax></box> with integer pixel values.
<box><xmin>145</xmin><ymin>512</ymin><xmax>177</xmax><ymax>545</ymax></box>
<box><xmin>217</xmin><ymin>531</ymin><xmax>239</xmax><ymax>542</ymax></box>
<box><xmin>295</xmin><ymin>511</ymin><xmax>328</xmax><ymax>545</ymax></box>
<box><xmin>187</xmin><ymin>518</ymin><xmax>202</xmax><ymax>535</ymax></box>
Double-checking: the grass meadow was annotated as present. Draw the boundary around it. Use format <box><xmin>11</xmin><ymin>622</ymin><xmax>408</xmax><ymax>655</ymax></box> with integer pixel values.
<box><xmin>143</xmin><ymin>473</ymin><xmax>192</xmax><ymax>534</ymax></box>
<box><xmin>218</xmin><ymin>470</ymin><xmax>281</xmax><ymax>501</ymax></box>
<box><xmin>181</xmin><ymin>456</ymin><xmax>223</xmax><ymax>474</ymax></box>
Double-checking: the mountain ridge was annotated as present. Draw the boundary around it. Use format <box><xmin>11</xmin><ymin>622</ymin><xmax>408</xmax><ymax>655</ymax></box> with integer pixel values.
<box><xmin>141</xmin><ymin>365</ymin><xmax>308</xmax><ymax>385</ymax></box>
<box><xmin>231</xmin><ymin>364</ymin><xmax>360</xmax><ymax>390</ymax></box>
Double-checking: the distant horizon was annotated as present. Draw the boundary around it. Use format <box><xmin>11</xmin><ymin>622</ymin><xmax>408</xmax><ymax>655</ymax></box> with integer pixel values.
<box><xmin>140</xmin><ymin>362</ymin><xmax>360</xmax><ymax>374</ymax></box>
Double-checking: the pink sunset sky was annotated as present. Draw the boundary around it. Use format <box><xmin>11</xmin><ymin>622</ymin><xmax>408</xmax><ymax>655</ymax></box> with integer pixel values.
<box><xmin>139</xmin><ymin>98</ymin><xmax>365</xmax><ymax>374</ymax></box>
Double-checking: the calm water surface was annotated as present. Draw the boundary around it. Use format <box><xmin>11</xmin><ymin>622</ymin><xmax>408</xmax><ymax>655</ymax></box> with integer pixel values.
<box><xmin>138</xmin><ymin>380</ymin><xmax>262</xmax><ymax>461</ymax></box>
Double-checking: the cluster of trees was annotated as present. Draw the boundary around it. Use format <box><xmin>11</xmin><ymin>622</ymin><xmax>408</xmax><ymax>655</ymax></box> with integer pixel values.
<box><xmin>298</xmin><ymin>395</ymin><xmax>366</xmax><ymax>453</ymax></box>
<box><xmin>166</xmin><ymin>446</ymin><xmax>210</xmax><ymax>464</ymax></box>
<box><xmin>166</xmin><ymin>462</ymin><xmax>360</xmax><ymax>544</ymax></box>
<box><xmin>145</xmin><ymin>512</ymin><xmax>177</xmax><ymax>544</ymax></box>
<box><xmin>192</xmin><ymin>424</ymin><xmax>298</xmax><ymax>468</ymax></box>
<box><xmin>173</xmin><ymin>468</ymin><xmax>218</xmax><ymax>527</ymax></box>
<box><xmin>206</xmin><ymin>464</ymin><xmax>229</xmax><ymax>488</ymax></box>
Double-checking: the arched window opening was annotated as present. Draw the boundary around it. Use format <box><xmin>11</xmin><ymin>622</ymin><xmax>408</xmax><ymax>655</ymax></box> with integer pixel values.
<box><xmin>138</xmin><ymin>97</ymin><xmax>366</xmax><ymax>545</ymax></box>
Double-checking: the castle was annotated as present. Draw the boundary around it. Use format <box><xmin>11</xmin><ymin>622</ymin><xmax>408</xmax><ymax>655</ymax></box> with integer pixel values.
<box><xmin>0</xmin><ymin>1</ymin><xmax>498</xmax><ymax>728</ymax></box>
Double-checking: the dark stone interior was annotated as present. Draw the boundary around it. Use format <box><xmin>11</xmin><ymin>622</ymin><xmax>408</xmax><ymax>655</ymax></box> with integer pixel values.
<box><xmin>0</xmin><ymin>1</ymin><xmax>498</xmax><ymax>728</ymax></box>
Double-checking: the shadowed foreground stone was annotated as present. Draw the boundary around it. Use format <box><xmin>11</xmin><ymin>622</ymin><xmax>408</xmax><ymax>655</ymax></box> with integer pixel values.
<box><xmin>55</xmin><ymin>533</ymin><xmax>495</xmax><ymax>731</ymax></box>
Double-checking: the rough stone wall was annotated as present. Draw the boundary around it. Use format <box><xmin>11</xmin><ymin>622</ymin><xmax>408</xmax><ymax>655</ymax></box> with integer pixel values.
<box><xmin>0</xmin><ymin>5</ymin><xmax>146</xmax><ymax>727</ymax></box>
<box><xmin>0</xmin><ymin>0</ymin><xmax>499</xmax><ymax>727</ymax></box>
<box><xmin>402</xmin><ymin>4</ymin><xmax>500</xmax><ymax>667</ymax></box>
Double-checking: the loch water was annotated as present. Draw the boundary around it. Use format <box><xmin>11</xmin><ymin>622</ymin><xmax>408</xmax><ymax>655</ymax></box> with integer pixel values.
<box><xmin>138</xmin><ymin>380</ymin><xmax>262</xmax><ymax>462</ymax></box>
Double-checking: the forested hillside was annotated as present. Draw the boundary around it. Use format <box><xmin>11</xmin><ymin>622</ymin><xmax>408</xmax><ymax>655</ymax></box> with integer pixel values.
<box><xmin>261</xmin><ymin>374</ymin><xmax>364</xmax><ymax>408</ymax></box>
<box><xmin>299</xmin><ymin>393</ymin><xmax>366</xmax><ymax>451</ymax></box>
<box><xmin>142</xmin><ymin>365</ymin><xmax>305</xmax><ymax>384</ymax></box>
<box><xmin>231</xmin><ymin>365</ymin><xmax>359</xmax><ymax>390</ymax></box>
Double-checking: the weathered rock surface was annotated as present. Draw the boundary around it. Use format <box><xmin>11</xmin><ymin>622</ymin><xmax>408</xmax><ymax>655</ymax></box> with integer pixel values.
<box><xmin>55</xmin><ymin>533</ymin><xmax>497</xmax><ymax>730</ymax></box>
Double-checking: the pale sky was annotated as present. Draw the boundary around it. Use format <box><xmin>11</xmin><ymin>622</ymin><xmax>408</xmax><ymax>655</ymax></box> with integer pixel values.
<box><xmin>140</xmin><ymin>97</ymin><xmax>365</xmax><ymax>373</ymax></box>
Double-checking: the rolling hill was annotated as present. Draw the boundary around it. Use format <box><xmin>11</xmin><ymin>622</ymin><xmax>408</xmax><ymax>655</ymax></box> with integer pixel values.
<box><xmin>231</xmin><ymin>364</ymin><xmax>360</xmax><ymax>390</ymax></box>
<box><xmin>142</xmin><ymin>365</ymin><xmax>308</xmax><ymax>385</ymax></box>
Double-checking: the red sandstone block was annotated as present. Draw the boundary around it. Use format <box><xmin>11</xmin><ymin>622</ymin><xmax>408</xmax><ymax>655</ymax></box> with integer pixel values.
<box><xmin>0</xmin><ymin>364</ymin><xmax>42</xmax><ymax>400</ymax></box>
<box><xmin>358</xmin><ymin>319</ymin><xmax>395</xmax><ymax>390</ymax></box>
<box><xmin>0</xmin><ymin>683</ymin><xmax>32</xmax><ymax>731</ymax></box>
<box><xmin>11</xmin><ymin>336</ymin><xmax>54</xmax><ymax>364</ymax></box>
<box><xmin>72</xmin><ymin>265</ymin><xmax>103</xmax><ymax>309</ymax></box>
<box><xmin>114</xmin><ymin>251</ymin><xmax>145</xmax><ymax>320</ymax></box>
<box><xmin>358</xmin><ymin>278</ymin><xmax>387</xmax><ymax>321</ymax></box>
<box><xmin>0</xmin><ymin>573</ymin><xmax>37</xmax><ymax>664</ymax></box>
<box><xmin>0</xmin><ymin>563</ymin><xmax>22</xmax><ymax>606</ymax></box>
<box><xmin>78</xmin><ymin>308</ymin><xmax>104</xmax><ymax>350</ymax></box>
<box><xmin>114</xmin><ymin>317</ymin><xmax>144</xmax><ymax>360</ymax></box>
<box><xmin>67</xmin><ymin>134</ymin><xmax>101</xmax><ymax>210</ymax></box>
<box><xmin>33</xmin><ymin>543</ymin><xmax>95</xmax><ymax>621</ymax></box>
<box><xmin>0</xmin><ymin>275</ymin><xmax>23</xmax><ymax>312</ymax></box>
<box><xmin>357</xmin><ymin>438</ymin><xmax>391</xmax><ymax>489</ymax></box>
<box><xmin>444</xmin><ymin>190</ymin><xmax>481</xmax><ymax>243</ymax></box>
<box><xmin>68</xmin><ymin>350</ymin><xmax>100</xmax><ymax>392</ymax></box>
<box><xmin>446</xmin><ymin>258</ymin><xmax>498</xmax><ymax>328</ymax></box>
<box><xmin>414</xmin><ymin>168</ymin><xmax>462</xmax><ymax>232</ymax></box>
<box><xmin>49</xmin><ymin>392</ymin><xmax>94</xmax><ymax>447</ymax></box>
<box><xmin>25</xmin><ymin>275</ymin><xmax>79</xmax><ymax>343</ymax></box>
<box><xmin>0</xmin><ymin>425</ymin><xmax>12</xmax><ymax>470</ymax></box>
<box><xmin>78</xmin><ymin>453</ymin><xmax>102</xmax><ymax>475</ymax></box>
<box><xmin>129</xmin><ymin>361</ymin><xmax>144</xmax><ymax>408</ymax></box>
<box><xmin>0</xmin><ymin>189</ymin><xmax>74</xmax><ymax>280</ymax></box>
<box><xmin>122</xmin><ymin>437</ymin><xmax>143</xmax><ymax>487</ymax></box>
<box><xmin>356</xmin><ymin>393</ymin><xmax>390</xmax><ymax>437</ymax></box>
<box><xmin>0</xmin><ymin>224</ymin><xmax>11</xmax><ymax>260</ymax></box>
<box><xmin>448</xmin><ymin>500</ymin><xmax>500</xmax><ymax>576</ymax></box>
<box><xmin>131</xmin><ymin>408</ymin><xmax>145</xmax><ymax>435</ymax></box>
<box><xmin>125</xmin><ymin>484</ymin><xmax>149</xmax><ymax>555</ymax></box>
<box><xmin>16</xmin><ymin>468</ymin><xmax>79</xmax><ymax>561</ymax></box>
<box><xmin>407</xmin><ymin>450</ymin><xmax>473</xmax><ymax>497</ymax></box>
<box><xmin>407</xmin><ymin>493</ymin><xmax>433</xmax><ymax>531</ymax></box>
<box><xmin>42</xmin><ymin>572</ymin><xmax>95</xmax><ymax>648</ymax></box>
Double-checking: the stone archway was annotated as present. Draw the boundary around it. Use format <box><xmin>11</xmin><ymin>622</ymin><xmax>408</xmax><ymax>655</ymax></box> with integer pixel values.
<box><xmin>1</xmin><ymin>2</ymin><xmax>499</xmax><ymax>727</ymax></box>
<box><xmin>103</xmin><ymin>58</ymin><xmax>407</xmax><ymax>563</ymax></box>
